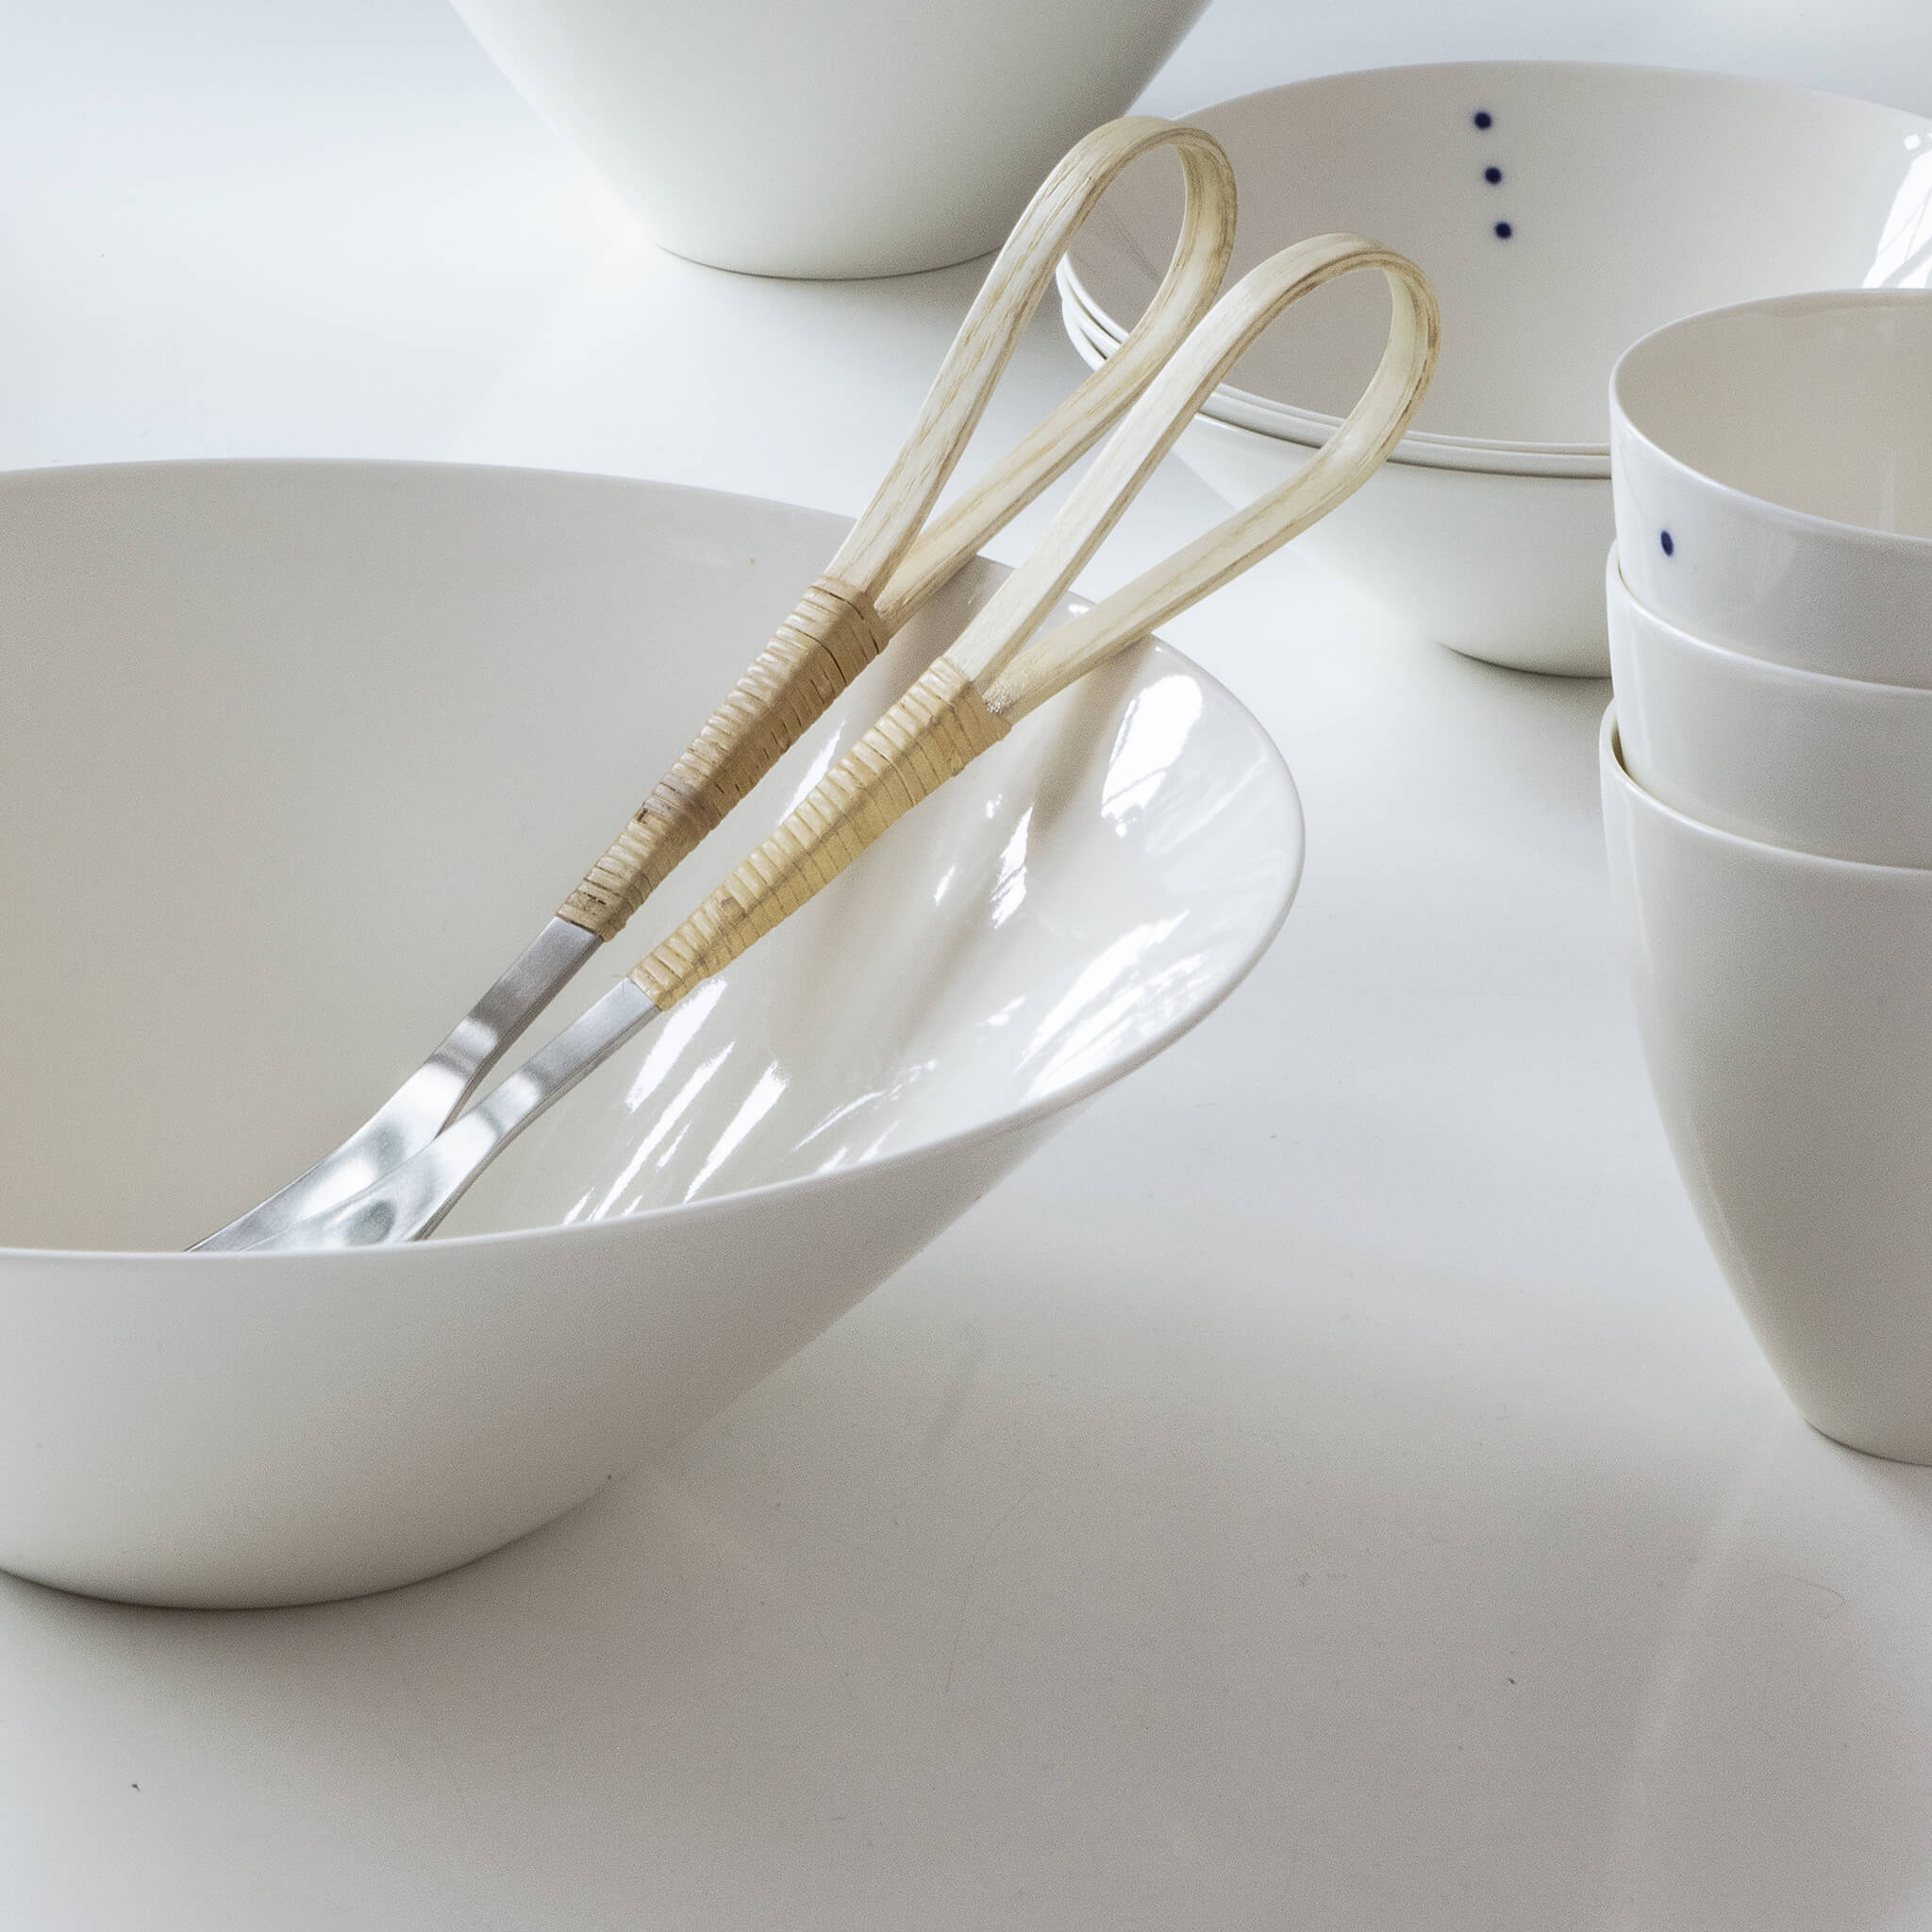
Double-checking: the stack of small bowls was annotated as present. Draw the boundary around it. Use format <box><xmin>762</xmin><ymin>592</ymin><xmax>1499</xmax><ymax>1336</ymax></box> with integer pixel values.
<box><xmin>1601</xmin><ymin>289</ymin><xmax>1932</xmax><ymax>1462</ymax></box>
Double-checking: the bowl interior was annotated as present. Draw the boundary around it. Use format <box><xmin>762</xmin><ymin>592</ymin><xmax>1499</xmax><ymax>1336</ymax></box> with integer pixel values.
<box><xmin>0</xmin><ymin>461</ymin><xmax>1300</xmax><ymax>1253</ymax></box>
<box><xmin>1614</xmin><ymin>292</ymin><xmax>1932</xmax><ymax>537</ymax></box>
<box><xmin>1067</xmin><ymin>63</ymin><xmax>1932</xmax><ymax>451</ymax></box>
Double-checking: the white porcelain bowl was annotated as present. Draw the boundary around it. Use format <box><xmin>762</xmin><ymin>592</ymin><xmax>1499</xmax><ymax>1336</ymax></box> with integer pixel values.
<box><xmin>1063</xmin><ymin>297</ymin><xmax>1614</xmax><ymax>676</ymax></box>
<box><xmin>1611</xmin><ymin>291</ymin><xmax>1932</xmax><ymax>684</ymax></box>
<box><xmin>447</xmin><ymin>0</ymin><xmax>1209</xmax><ymax>278</ymax></box>
<box><xmin>1607</xmin><ymin>547</ymin><xmax>1932</xmax><ymax>867</ymax></box>
<box><xmin>1603</xmin><ymin>707</ymin><xmax>1932</xmax><ymax>1463</ymax></box>
<box><xmin>0</xmin><ymin>460</ymin><xmax>1303</xmax><ymax>1607</ymax></box>
<box><xmin>1064</xmin><ymin>62</ymin><xmax>1932</xmax><ymax>468</ymax></box>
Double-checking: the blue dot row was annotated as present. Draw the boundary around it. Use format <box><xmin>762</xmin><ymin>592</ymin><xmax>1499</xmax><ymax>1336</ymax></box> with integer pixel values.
<box><xmin>1474</xmin><ymin>111</ymin><xmax>1513</xmax><ymax>239</ymax></box>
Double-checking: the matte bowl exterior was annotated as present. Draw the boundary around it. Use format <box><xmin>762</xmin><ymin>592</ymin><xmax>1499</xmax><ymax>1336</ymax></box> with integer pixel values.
<box><xmin>1607</xmin><ymin>547</ymin><xmax>1932</xmax><ymax>866</ymax></box>
<box><xmin>1611</xmin><ymin>291</ymin><xmax>1932</xmax><ymax>684</ymax></box>
<box><xmin>447</xmin><ymin>0</ymin><xmax>1209</xmax><ymax>277</ymax></box>
<box><xmin>0</xmin><ymin>1136</ymin><xmax>1076</xmax><ymax>1608</ymax></box>
<box><xmin>1065</xmin><ymin>62</ymin><xmax>1932</xmax><ymax>459</ymax></box>
<box><xmin>1168</xmin><ymin>408</ymin><xmax>1613</xmax><ymax>678</ymax></box>
<box><xmin>1603</xmin><ymin>707</ymin><xmax>1932</xmax><ymax>1463</ymax></box>
<box><xmin>0</xmin><ymin>461</ymin><xmax>1303</xmax><ymax>1606</ymax></box>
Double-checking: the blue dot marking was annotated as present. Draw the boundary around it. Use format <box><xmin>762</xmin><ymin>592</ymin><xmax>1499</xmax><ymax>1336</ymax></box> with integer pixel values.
<box><xmin>1493</xmin><ymin>221</ymin><xmax>1513</xmax><ymax>239</ymax></box>
<box><xmin>1474</xmin><ymin>110</ymin><xmax>1493</xmax><ymax>129</ymax></box>
<box><xmin>1484</xmin><ymin>165</ymin><xmax>1503</xmax><ymax>184</ymax></box>
<box><xmin>1660</xmin><ymin>530</ymin><xmax>1674</xmax><ymax>557</ymax></box>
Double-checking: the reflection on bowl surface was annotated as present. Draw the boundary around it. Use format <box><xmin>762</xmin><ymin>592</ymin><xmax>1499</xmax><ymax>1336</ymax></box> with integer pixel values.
<box><xmin>1066</xmin><ymin>62</ymin><xmax>1932</xmax><ymax>458</ymax></box>
<box><xmin>458</xmin><ymin>650</ymin><xmax>1274</xmax><ymax>1243</ymax></box>
<box><xmin>0</xmin><ymin>461</ymin><xmax>1301</xmax><ymax>1606</ymax></box>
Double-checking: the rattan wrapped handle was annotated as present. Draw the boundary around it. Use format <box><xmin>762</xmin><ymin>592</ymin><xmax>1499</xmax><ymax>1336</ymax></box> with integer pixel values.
<box><xmin>560</xmin><ymin>576</ymin><xmax>885</xmax><ymax>939</ymax></box>
<box><xmin>629</xmin><ymin>658</ymin><xmax>1008</xmax><ymax>1009</ymax></box>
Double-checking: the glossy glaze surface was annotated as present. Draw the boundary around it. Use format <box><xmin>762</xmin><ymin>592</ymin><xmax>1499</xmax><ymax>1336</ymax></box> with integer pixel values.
<box><xmin>1608</xmin><ymin>548</ymin><xmax>1932</xmax><ymax>865</ymax></box>
<box><xmin>1066</xmin><ymin>63</ymin><xmax>1932</xmax><ymax>458</ymax></box>
<box><xmin>447</xmin><ymin>0</ymin><xmax>1209</xmax><ymax>277</ymax></box>
<box><xmin>1604</xmin><ymin>707</ymin><xmax>1932</xmax><ymax>1462</ymax></box>
<box><xmin>0</xmin><ymin>461</ymin><xmax>1302</xmax><ymax>1603</ymax></box>
<box><xmin>1612</xmin><ymin>290</ymin><xmax>1932</xmax><ymax>682</ymax></box>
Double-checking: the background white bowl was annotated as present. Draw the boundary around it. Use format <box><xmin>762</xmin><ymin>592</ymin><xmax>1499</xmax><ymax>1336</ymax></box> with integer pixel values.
<box><xmin>446</xmin><ymin>0</ymin><xmax>1209</xmax><ymax>278</ymax></box>
<box><xmin>1064</xmin><ymin>62</ymin><xmax>1932</xmax><ymax>463</ymax></box>
<box><xmin>0</xmin><ymin>460</ymin><xmax>1302</xmax><ymax>1607</ymax></box>
<box><xmin>1611</xmin><ymin>291</ymin><xmax>1932</xmax><ymax>683</ymax></box>
<box><xmin>1607</xmin><ymin>546</ymin><xmax>1932</xmax><ymax>867</ymax></box>
<box><xmin>1063</xmin><ymin>298</ymin><xmax>1615</xmax><ymax>676</ymax></box>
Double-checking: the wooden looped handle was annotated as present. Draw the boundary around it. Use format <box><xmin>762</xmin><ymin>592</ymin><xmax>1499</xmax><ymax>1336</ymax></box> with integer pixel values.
<box><xmin>953</xmin><ymin>234</ymin><xmax>1442</xmax><ymax>718</ymax></box>
<box><xmin>621</xmin><ymin>236</ymin><xmax>1440</xmax><ymax>1013</ymax></box>
<box><xmin>630</xmin><ymin>658</ymin><xmax>1009</xmax><ymax>1009</ymax></box>
<box><xmin>557</xmin><ymin>116</ymin><xmax>1236</xmax><ymax>944</ymax></box>
<box><xmin>863</xmin><ymin>117</ymin><xmax>1238</xmax><ymax>627</ymax></box>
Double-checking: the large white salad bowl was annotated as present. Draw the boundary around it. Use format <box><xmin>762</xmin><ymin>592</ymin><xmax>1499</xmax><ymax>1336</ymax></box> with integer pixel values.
<box><xmin>0</xmin><ymin>460</ymin><xmax>1303</xmax><ymax>1608</ymax></box>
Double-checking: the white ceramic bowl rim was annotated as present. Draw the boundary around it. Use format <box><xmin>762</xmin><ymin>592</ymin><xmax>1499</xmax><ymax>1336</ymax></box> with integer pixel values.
<box><xmin>1610</xmin><ymin>291</ymin><xmax>1932</xmax><ymax>556</ymax></box>
<box><xmin>5</xmin><ymin>577</ymin><xmax>1296</xmax><ymax>1269</ymax></box>
<box><xmin>1604</xmin><ymin>704</ymin><xmax>1932</xmax><ymax>875</ymax></box>
<box><xmin>1063</xmin><ymin>217</ymin><xmax>1614</xmax><ymax>463</ymax></box>
<box><xmin>1059</xmin><ymin>265</ymin><xmax>1613</xmax><ymax>475</ymax></box>
<box><xmin>1608</xmin><ymin>545</ymin><xmax>1932</xmax><ymax>698</ymax></box>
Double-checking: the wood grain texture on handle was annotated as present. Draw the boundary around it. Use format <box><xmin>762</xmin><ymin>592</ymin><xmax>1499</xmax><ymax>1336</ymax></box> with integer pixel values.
<box><xmin>629</xmin><ymin>657</ymin><xmax>1008</xmax><ymax>1010</ymax></box>
<box><xmin>559</xmin><ymin>576</ymin><xmax>887</xmax><ymax>940</ymax></box>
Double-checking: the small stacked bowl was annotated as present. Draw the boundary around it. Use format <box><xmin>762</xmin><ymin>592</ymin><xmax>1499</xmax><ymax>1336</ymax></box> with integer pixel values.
<box><xmin>1602</xmin><ymin>290</ymin><xmax>1932</xmax><ymax>1461</ymax></box>
<box><xmin>1059</xmin><ymin>62</ymin><xmax>1932</xmax><ymax>676</ymax></box>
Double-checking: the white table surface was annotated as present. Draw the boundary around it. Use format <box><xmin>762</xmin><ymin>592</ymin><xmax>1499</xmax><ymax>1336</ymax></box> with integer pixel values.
<box><xmin>5</xmin><ymin>4</ymin><xmax>1932</xmax><ymax>1926</ymax></box>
